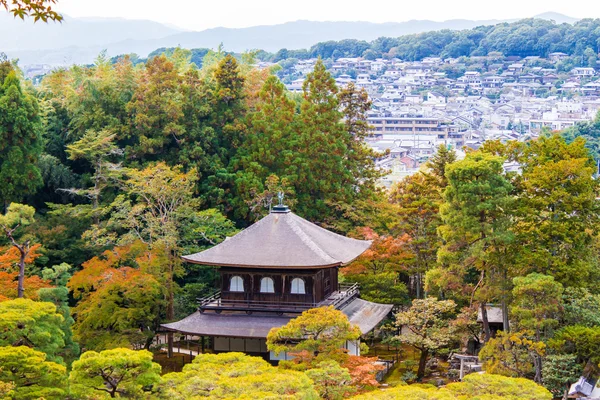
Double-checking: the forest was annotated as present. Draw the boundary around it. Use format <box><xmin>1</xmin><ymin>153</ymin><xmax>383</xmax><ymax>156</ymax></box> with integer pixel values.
<box><xmin>262</xmin><ymin>18</ymin><xmax>600</xmax><ymax>61</ymax></box>
<box><xmin>1</xmin><ymin>30</ymin><xmax>600</xmax><ymax>399</ymax></box>
<box><xmin>106</xmin><ymin>19</ymin><xmax>600</xmax><ymax>72</ymax></box>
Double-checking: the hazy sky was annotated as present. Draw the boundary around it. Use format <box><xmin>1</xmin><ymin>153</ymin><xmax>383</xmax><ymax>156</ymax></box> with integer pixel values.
<box><xmin>55</xmin><ymin>0</ymin><xmax>598</xmax><ymax>31</ymax></box>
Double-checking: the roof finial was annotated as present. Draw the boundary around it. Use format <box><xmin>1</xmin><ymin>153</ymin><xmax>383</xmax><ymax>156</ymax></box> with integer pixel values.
<box><xmin>272</xmin><ymin>191</ymin><xmax>290</xmax><ymax>213</ymax></box>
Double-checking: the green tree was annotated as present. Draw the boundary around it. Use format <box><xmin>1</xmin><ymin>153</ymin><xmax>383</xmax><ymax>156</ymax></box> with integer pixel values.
<box><xmin>127</xmin><ymin>54</ymin><xmax>185</xmax><ymax>160</ymax></box>
<box><xmin>0</xmin><ymin>298</ymin><xmax>67</xmax><ymax>364</ymax></box>
<box><xmin>202</xmin><ymin>54</ymin><xmax>247</xmax><ymax>210</ymax></box>
<box><xmin>267</xmin><ymin>306</ymin><xmax>361</xmax><ymax>361</ymax></box>
<box><xmin>351</xmin><ymin>373</ymin><xmax>552</xmax><ymax>399</ymax></box>
<box><xmin>562</xmin><ymin>287</ymin><xmax>600</xmax><ymax>327</ymax></box>
<box><xmin>542</xmin><ymin>354</ymin><xmax>581</xmax><ymax>400</ymax></box>
<box><xmin>0</xmin><ymin>70</ymin><xmax>43</xmax><ymax>207</ymax></box>
<box><xmin>232</xmin><ymin>75</ymin><xmax>296</xmax><ymax>221</ymax></box>
<box><xmin>550</xmin><ymin>325</ymin><xmax>600</xmax><ymax>365</ymax></box>
<box><xmin>445</xmin><ymin>373</ymin><xmax>552</xmax><ymax>400</ymax></box>
<box><xmin>392</xmin><ymin>297</ymin><xmax>457</xmax><ymax>379</ymax></box>
<box><xmin>38</xmin><ymin>263</ymin><xmax>80</xmax><ymax>365</ymax></box>
<box><xmin>347</xmin><ymin>271</ymin><xmax>408</xmax><ymax>305</ymax></box>
<box><xmin>305</xmin><ymin>360</ymin><xmax>355</xmax><ymax>400</ymax></box>
<box><xmin>0</xmin><ymin>346</ymin><xmax>68</xmax><ymax>400</ymax></box>
<box><xmin>514</xmin><ymin>135</ymin><xmax>600</xmax><ymax>287</ymax></box>
<box><xmin>479</xmin><ymin>330</ymin><xmax>545</xmax><ymax>381</ymax></box>
<box><xmin>437</xmin><ymin>151</ymin><xmax>514</xmax><ymax>338</ymax></box>
<box><xmin>156</xmin><ymin>352</ymin><xmax>318</xmax><ymax>399</ymax></box>
<box><xmin>293</xmin><ymin>59</ymin><xmax>376</xmax><ymax>221</ymax></box>
<box><xmin>389</xmin><ymin>145</ymin><xmax>456</xmax><ymax>298</ymax></box>
<box><xmin>511</xmin><ymin>273</ymin><xmax>564</xmax><ymax>340</ymax></box>
<box><xmin>69</xmin><ymin>348</ymin><xmax>161</xmax><ymax>399</ymax></box>
<box><xmin>66</xmin><ymin>128</ymin><xmax>122</xmax><ymax>222</ymax></box>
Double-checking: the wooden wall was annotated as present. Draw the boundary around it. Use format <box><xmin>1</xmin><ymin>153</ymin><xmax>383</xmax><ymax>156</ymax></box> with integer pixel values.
<box><xmin>219</xmin><ymin>266</ymin><xmax>339</xmax><ymax>305</ymax></box>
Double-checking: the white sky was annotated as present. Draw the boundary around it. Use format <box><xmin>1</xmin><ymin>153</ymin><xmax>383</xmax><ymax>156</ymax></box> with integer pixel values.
<box><xmin>55</xmin><ymin>0</ymin><xmax>598</xmax><ymax>31</ymax></box>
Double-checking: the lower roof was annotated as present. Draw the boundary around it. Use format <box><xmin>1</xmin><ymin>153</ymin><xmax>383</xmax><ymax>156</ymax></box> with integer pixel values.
<box><xmin>161</xmin><ymin>298</ymin><xmax>393</xmax><ymax>339</ymax></box>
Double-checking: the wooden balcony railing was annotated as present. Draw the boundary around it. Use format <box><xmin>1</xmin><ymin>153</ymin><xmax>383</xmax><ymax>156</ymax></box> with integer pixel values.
<box><xmin>197</xmin><ymin>282</ymin><xmax>359</xmax><ymax>314</ymax></box>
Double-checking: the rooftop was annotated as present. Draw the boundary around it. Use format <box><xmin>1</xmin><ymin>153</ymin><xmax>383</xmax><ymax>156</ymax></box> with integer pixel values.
<box><xmin>161</xmin><ymin>297</ymin><xmax>394</xmax><ymax>338</ymax></box>
<box><xmin>182</xmin><ymin>207</ymin><xmax>372</xmax><ymax>269</ymax></box>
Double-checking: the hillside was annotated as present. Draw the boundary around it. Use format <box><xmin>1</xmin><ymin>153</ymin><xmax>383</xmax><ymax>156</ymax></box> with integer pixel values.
<box><xmin>1</xmin><ymin>12</ymin><xmax>579</xmax><ymax>66</ymax></box>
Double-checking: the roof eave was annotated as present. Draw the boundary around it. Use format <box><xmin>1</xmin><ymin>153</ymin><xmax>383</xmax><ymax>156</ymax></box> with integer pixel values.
<box><xmin>180</xmin><ymin>257</ymin><xmax>343</xmax><ymax>269</ymax></box>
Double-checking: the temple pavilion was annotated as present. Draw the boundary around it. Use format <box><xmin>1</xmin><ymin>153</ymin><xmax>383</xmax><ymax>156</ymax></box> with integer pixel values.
<box><xmin>161</xmin><ymin>202</ymin><xmax>393</xmax><ymax>361</ymax></box>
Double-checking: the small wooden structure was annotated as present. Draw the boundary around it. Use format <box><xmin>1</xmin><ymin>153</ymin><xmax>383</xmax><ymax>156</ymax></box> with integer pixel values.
<box><xmin>161</xmin><ymin>203</ymin><xmax>393</xmax><ymax>361</ymax></box>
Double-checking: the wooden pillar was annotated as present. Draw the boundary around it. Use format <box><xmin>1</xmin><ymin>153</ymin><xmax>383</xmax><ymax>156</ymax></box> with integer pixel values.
<box><xmin>167</xmin><ymin>332</ymin><xmax>173</xmax><ymax>358</ymax></box>
<box><xmin>201</xmin><ymin>336</ymin><xmax>205</xmax><ymax>353</ymax></box>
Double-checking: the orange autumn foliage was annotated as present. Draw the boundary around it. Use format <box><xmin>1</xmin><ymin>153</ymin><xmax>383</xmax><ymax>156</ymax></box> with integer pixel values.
<box><xmin>244</xmin><ymin>66</ymin><xmax>272</xmax><ymax>111</ymax></box>
<box><xmin>342</xmin><ymin>355</ymin><xmax>385</xmax><ymax>390</ymax></box>
<box><xmin>342</xmin><ymin>227</ymin><xmax>411</xmax><ymax>275</ymax></box>
<box><xmin>0</xmin><ymin>245</ymin><xmax>51</xmax><ymax>300</ymax></box>
<box><xmin>0</xmin><ymin>244</ymin><xmax>43</xmax><ymax>270</ymax></box>
<box><xmin>68</xmin><ymin>243</ymin><xmax>148</xmax><ymax>299</ymax></box>
<box><xmin>0</xmin><ymin>271</ymin><xmax>52</xmax><ymax>300</ymax></box>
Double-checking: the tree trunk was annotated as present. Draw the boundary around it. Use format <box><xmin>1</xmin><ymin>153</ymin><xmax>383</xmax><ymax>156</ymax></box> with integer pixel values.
<box><xmin>417</xmin><ymin>348</ymin><xmax>429</xmax><ymax>380</ymax></box>
<box><xmin>480</xmin><ymin>303</ymin><xmax>492</xmax><ymax>342</ymax></box>
<box><xmin>533</xmin><ymin>354</ymin><xmax>543</xmax><ymax>384</ymax></box>
<box><xmin>167</xmin><ymin>332</ymin><xmax>173</xmax><ymax>358</ymax></box>
<box><xmin>17</xmin><ymin>248</ymin><xmax>26</xmax><ymax>298</ymax></box>
<box><xmin>501</xmin><ymin>299</ymin><xmax>510</xmax><ymax>333</ymax></box>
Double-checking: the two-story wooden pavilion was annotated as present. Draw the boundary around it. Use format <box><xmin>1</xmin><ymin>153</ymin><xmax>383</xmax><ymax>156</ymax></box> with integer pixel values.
<box><xmin>161</xmin><ymin>203</ymin><xmax>393</xmax><ymax>361</ymax></box>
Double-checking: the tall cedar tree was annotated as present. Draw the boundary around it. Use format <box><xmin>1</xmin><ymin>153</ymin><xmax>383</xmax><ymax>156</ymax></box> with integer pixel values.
<box><xmin>232</xmin><ymin>75</ymin><xmax>296</xmax><ymax>222</ymax></box>
<box><xmin>0</xmin><ymin>67</ymin><xmax>43</xmax><ymax>207</ymax></box>
<box><xmin>295</xmin><ymin>60</ymin><xmax>379</xmax><ymax>221</ymax></box>
<box><xmin>203</xmin><ymin>55</ymin><xmax>247</xmax><ymax>212</ymax></box>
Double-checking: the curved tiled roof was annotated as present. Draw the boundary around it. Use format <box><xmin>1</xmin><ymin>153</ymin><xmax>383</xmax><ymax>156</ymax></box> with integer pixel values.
<box><xmin>182</xmin><ymin>209</ymin><xmax>372</xmax><ymax>269</ymax></box>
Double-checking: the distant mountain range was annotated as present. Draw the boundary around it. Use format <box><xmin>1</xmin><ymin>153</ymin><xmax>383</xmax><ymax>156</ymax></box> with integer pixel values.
<box><xmin>0</xmin><ymin>12</ymin><xmax>582</xmax><ymax>66</ymax></box>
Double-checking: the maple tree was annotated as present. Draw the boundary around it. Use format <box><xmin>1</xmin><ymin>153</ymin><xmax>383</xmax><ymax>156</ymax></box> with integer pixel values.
<box><xmin>1</xmin><ymin>0</ymin><xmax>62</xmax><ymax>21</ymax></box>
<box><xmin>342</xmin><ymin>227</ymin><xmax>410</xmax><ymax>305</ymax></box>
<box><xmin>68</xmin><ymin>243</ymin><xmax>165</xmax><ymax>350</ymax></box>
<box><xmin>342</xmin><ymin>355</ymin><xmax>385</xmax><ymax>391</ymax></box>
<box><xmin>0</xmin><ymin>204</ymin><xmax>42</xmax><ymax>298</ymax></box>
